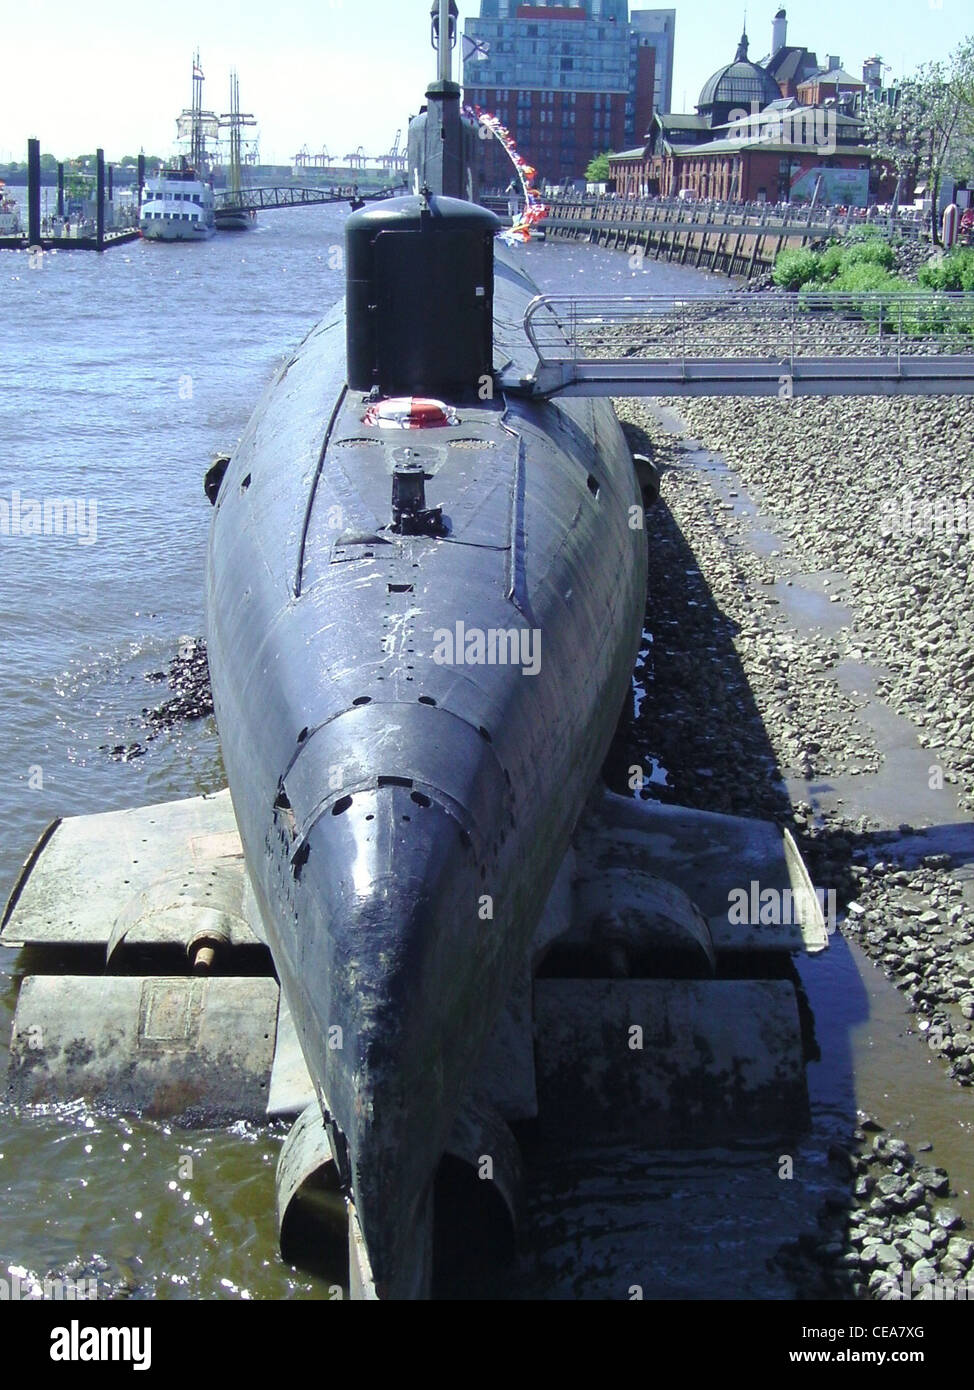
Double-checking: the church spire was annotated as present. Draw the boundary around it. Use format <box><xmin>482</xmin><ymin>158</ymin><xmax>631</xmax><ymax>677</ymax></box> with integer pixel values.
<box><xmin>736</xmin><ymin>22</ymin><xmax>749</xmax><ymax>63</ymax></box>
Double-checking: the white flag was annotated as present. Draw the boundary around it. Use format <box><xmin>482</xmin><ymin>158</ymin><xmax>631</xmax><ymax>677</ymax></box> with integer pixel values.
<box><xmin>462</xmin><ymin>35</ymin><xmax>490</xmax><ymax>62</ymax></box>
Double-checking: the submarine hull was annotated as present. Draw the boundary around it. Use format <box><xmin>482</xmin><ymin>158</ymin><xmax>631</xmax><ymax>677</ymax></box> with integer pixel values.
<box><xmin>205</xmin><ymin>236</ymin><xmax>648</xmax><ymax>1292</ymax></box>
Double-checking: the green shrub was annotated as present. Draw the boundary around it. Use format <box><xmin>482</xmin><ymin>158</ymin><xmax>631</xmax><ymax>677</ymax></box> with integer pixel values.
<box><xmin>772</xmin><ymin>247</ymin><xmax>821</xmax><ymax>290</ymax></box>
<box><xmin>831</xmin><ymin>263</ymin><xmax>905</xmax><ymax>294</ymax></box>
<box><xmin>822</xmin><ymin>264</ymin><xmax>910</xmax><ymax>326</ymax></box>
<box><xmin>800</xmin><ymin>237</ymin><xmax>896</xmax><ymax>288</ymax></box>
<box><xmin>843</xmin><ymin>239</ymin><xmax>897</xmax><ymax>270</ymax></box>
<box><xmin>917</xmin><ymin>260</ymin><xmax>949</xmax><ymax>289</ymax></box>
<box><xmin>816</xmin><ymin>243</ymin><xmax>845</xmax><ymax>280</ymax></box>
<box><xmin>918</xmin><ymin>248</ymin><xmax>974</xmax><ymax>292</ymax></box>
<box><xmin>899</xmin><ymin>294</ymin><xmax>953</xmax><ymax>336</ymax></box>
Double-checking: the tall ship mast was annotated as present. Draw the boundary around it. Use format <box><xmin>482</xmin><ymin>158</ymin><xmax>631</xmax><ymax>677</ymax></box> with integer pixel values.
<box><xmin>180</xmin><ymin>51</ymin><xmax>219</xmax><ymax>175</ymax></box>
<box><xmin>216</xmin><ymin>71</ymin><xmax>258</xmax><ymax>231</ymax></box>
<box><xmin>140</xmin><ymin>53</ymin><xmax>218</xmax><ymax>242</ymax></box>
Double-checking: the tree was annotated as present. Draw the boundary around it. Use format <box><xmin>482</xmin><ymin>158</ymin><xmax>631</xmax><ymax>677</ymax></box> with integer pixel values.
<box><xmin>862</xmin><ymin>40</ymin><xmax>974</xmax><ymax>244</ymax></box>
<box><xmin>585</xmin><ymin>151</ymin><xmax>612</xmax><ymax>184</ymax></box>
<box><xmin>952</xmin><ymin>37</ymin><xmax>974</xmax><ymax>122</ymax></box>
<box><xmin>947</xmin><ymin>36</ymin><xmax>974</xmax><ymax>183</ymax></box>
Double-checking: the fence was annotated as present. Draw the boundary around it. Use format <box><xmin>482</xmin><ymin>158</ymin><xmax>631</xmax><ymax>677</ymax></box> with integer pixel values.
<box><xmin>538</xmin><ymin>195</ymin><xmax>929</xmax><ymax>279</ymax></box>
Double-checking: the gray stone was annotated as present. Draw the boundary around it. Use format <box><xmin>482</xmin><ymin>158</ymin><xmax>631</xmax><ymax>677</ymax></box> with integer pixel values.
<box><xmin>873</xmin><ymin>1244</ymin><xmax>901</xmax><ymax>1268</ymax></box>
<box><xmin>903</xmin><ymin>1232</ymin><xmax>934</xmax><ymax>1259</ymax></box>
<box><xmin>934</xmin><ymin>1206</ymin><xmax>963</xmax><ymax>1231</ymax></box>
<box><xmin>914</xmin><ymin>1166</ymin><xmax>950</xmax><ymax>1196</ymax></box>
<box><xmin>946</xmin><ymin>1237</ymin><xmax>973</xmax><ymax>1267</ymax></box>
<box><xmin>911</xmin><ymin>1258</ymin><xmax>938</xmax><ymax>1286</ymax></box>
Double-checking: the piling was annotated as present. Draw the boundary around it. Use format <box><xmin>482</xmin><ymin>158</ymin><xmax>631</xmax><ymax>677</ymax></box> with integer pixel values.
<box><xmin>108</xmin><ymin>164</ymin><xmax>114</xmax><ymax>203</ymax></box>
<box><xmin>96</xmin><ymin>148</ymin><xmax>105</xmax><ymax>251</ymax></box>
<box><xmin>27</xmin><ymin>138</ymin><xmax>41</xmax><ymax>245</ymax></box>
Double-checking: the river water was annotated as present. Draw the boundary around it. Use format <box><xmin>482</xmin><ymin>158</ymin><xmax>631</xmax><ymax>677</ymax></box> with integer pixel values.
<box><xmin>1</xmin><ymin>200</ymin><xmax>970</xmax><ymax>1300</ymax></box>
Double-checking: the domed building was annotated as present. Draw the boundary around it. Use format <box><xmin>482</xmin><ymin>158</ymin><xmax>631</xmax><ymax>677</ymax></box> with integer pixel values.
<box><xmin>610</xmin><ymin>20</ymin><xmax>892</xmax><ymax>207</ymax></box>
<box><xmin>696</xmin><ymin>31</ymin><xmax>784</xmax><ymax>127</ymax></box>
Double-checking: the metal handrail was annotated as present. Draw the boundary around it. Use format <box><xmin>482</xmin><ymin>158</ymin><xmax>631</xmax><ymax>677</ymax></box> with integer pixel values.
<box><xmin>521</xmin><ymin>291</ymin><xmax>974</xmax><ymax>375</ymax></box>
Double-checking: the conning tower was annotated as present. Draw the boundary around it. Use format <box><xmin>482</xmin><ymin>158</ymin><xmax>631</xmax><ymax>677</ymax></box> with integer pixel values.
<box><xmin>345</xmin><ymin>0</ymin><xmax>499</xmax><ymax>402</ymax></box>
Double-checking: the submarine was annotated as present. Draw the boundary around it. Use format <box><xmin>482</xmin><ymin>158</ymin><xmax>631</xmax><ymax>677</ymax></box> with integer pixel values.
<box><xmin>205</xmin><ymin>3</ymin><xmax>648</xmax><ymax>1297</ymax></box>
<box><xmin>2</xmin><ymin>0</ymin><xmax>828</xmax><ymax>1301</ymax></box>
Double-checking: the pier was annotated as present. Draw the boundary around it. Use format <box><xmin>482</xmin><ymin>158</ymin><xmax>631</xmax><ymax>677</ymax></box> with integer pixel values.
<box><xmin>540</xmin><ymin>194</ymin><xmax>929</xmax><ymax>280</ymax></box>
<box><xmin>0</xmin><ymin>140</ymin><xmax>142</xmax><ymax>252</ymax></box>
<box><xmin>0</xmin><ymin>139</ymin><xmax>406</xmax><ymax>252</ymax></box>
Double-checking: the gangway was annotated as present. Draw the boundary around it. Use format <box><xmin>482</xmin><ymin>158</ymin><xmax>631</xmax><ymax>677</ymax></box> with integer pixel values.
<box><xmin>215</xmin><ymin>182</ymin><xmax>405</xmax><ymax>214</ymax></box>
<box><xmin>497</xmin><ymin>292</ymin><xmax>974</xmax><ymax>399</ymax></box>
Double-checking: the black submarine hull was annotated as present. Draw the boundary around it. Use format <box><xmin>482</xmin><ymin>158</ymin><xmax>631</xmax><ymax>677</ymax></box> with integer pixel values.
<box><xmin>206</xmin><ymin>217</ymin><xmax>647</xmax><ymax>1293</ymax></box>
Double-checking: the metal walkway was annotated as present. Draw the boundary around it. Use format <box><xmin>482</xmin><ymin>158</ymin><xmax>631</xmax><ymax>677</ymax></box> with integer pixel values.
<box><xmin>215</xmin><ymin>183</ymin><xmax>404</xmax><ymax>213</ymax></box>
<box><xmin>497</xmin><ymin>292</ymin><xmax>974</xmax><ymax>399</ymax></box>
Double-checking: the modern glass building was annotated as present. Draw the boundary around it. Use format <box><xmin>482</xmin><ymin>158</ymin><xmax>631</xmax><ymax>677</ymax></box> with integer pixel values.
<box><xmin>630</xmin><ymin>9</ymin><xmax>676</xmax><ymax>116</ymax></box>
<box><xmin>463</xmin><ymin>2</ymin><xmax>672</xmax><ymax>186</ymax></box>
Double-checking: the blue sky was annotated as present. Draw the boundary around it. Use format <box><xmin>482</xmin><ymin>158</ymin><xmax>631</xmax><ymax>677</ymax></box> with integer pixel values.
<box><xmin>1</xmin><ymin>0</ymin><xmax>970</xmax><ymax>164</ymax></box>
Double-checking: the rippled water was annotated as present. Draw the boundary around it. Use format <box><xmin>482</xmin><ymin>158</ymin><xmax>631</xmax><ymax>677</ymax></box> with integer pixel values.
<box><xmin>2</xmin><ymin>205</ymin><xmax>968</xmax><ymax>1300</ymax></box>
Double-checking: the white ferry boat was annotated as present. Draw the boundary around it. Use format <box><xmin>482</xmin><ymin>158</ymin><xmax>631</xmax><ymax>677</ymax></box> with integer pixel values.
<box><xmin>141</xmin><ymin>161</ymin><xmax>216</xmax><ymax>241</ymax></box>
<box><xmin>141</xmin><ymin>53</ymin><xmax>219</xmax><ymax>242</ymax></box>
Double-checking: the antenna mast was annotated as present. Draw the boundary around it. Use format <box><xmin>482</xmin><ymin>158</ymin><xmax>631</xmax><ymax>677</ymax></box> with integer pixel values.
<box><xmin>437</xmin><ymin>0</ymin><xmax>453</xmax><ymax>83</ymax></box>
<box><xmin>413</xmin><ymin>0</ymin><xmax>465</xmax><ymax>198</ymax></box>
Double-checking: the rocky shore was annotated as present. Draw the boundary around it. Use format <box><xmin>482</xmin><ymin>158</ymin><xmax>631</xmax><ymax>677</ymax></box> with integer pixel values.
<box><xmin>668</xmin><ymin>390</ymin><xmax>974</xmax><ymax>817</ymax></box>
<box><xmin>775</xmin><ymin>1121</ymin><xmax>972</xmax><ymax>1300</ymax></box>
<box><xmin>144</xmin><ymin>637</ymin><xmax>214</xmax><ymax>731</ymax></box>
<box><xmin>613</xmin><ymin>345</ymin><xmax>973</xmax><ymax>1298</ymax></box>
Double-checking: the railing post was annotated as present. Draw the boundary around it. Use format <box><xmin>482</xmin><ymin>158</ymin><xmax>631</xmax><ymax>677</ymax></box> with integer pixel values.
<box><xmin>897</xmin><ymin>299</ymin><xmax>903</xmax><ymax>373</ymax></box>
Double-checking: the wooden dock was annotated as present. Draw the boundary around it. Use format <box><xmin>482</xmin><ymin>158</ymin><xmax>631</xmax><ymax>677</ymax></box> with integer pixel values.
<box><xmin>0</xmin><ymin>227</ymin><xmax>142</xmax><ymax>253</ymax></box>
<box><xmin>1</xmin><ymin>139</ymin><xmax>145</xmax><ymax>253</ymax></box>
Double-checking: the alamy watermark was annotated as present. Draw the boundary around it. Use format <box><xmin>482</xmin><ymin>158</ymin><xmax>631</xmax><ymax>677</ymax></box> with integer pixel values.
<box><xmin>0</xmin><ymin>490</ymin><xmax>98</xmax><ymax>546</ymax></box>
<box><xmin>877</xmin><ymin>1269</ymin><xmax>974</xmax><ymax>1301</ymax></box>
<box><xmin>728</xmin><ymin>880</ymin><xmax>838</xmax><ymax>933</ymax></box>
<box><xmin>725</xmin><ymin>101</ymin><xmax>838</xmax><ymax>156</ymax></box>
<box><xmin>50</xmin><ymin>1320</ymin><xmax>151</xmax><ymax>1371</ymax></box>
<box><xmin>432</xmin><ymin>622</ymin><xmax>541</xmax><ymax>677</ymax></box>
<box><xmin>1</xmin><ymin>1269</ymin><xmax>100</xmax><ymax>1301</ymax></box>
<box><xmin>880</xmin><ymin>491</ymin><xmax>973</xmax><ymax>540</ymax></box>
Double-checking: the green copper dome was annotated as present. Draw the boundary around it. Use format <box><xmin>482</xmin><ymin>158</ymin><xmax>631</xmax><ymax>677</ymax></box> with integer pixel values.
<box><xmin>698</xmin><ymin>32</ymin><xmax>782</xmax><ymax>117</ymax></box>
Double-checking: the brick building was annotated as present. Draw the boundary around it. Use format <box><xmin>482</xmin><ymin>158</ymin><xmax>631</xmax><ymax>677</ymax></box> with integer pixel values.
<box><xmin>610</xmin><ymin>23</ymin><xmax>894</xmax><ymax>206</ymax></box>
